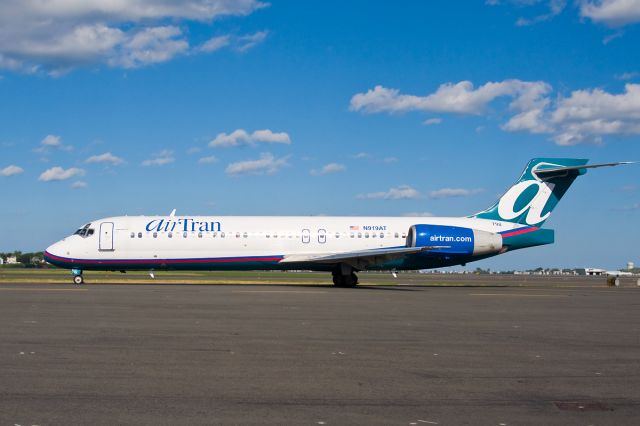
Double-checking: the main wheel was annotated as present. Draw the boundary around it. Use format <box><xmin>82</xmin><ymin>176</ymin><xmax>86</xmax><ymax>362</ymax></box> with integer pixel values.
<box><xmin>73</xmin><ymin>275</ymin><xmax>84</xmax><ymax>285</ymax></box>
<box><xmin>350</xmin><ymin>272</ymin><xmax>359</xmax><ymax>285</ymax></box>
<box><xmin>332</xmin><ymin>273</ymin><xmax>358</xmax><ymax>288</ymax></box>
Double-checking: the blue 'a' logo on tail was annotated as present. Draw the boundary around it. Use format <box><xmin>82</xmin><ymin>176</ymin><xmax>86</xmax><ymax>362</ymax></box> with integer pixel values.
<box><xmin>472</xmin><ymin>158</ymin><xmax>588</xmax><ymax>227</ymax></box>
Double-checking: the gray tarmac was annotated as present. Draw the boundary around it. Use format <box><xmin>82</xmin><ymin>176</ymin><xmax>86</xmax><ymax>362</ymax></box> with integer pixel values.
<box><xmin>1</xmin><ymin>277</ymin><xmax>639</xmax><ymax>425</ymax></box>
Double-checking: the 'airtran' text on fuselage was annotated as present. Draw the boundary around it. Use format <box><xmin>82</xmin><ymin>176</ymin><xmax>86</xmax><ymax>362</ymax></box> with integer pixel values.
<box><xmin>145</xmin><ymin>218</ymin><xmax>222</xmax><ymax>233</ymax></box>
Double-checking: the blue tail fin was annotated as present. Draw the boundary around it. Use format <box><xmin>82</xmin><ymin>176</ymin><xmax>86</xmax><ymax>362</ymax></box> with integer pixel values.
<box><xmin>472</xmin><ymin>158</ymin><xmax>589</xmax><ymax>227</ymax></box>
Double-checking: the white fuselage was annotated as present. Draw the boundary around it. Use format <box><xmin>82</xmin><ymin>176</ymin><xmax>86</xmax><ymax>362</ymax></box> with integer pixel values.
<box><xmin>44</xmin><ymin>215</ymin><xmax>519</xmax><ymax>272</ymax></box>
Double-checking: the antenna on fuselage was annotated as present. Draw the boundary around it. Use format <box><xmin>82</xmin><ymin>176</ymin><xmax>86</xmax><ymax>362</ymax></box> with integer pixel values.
<box><xmin>169</xmin><ymin>208</ymin><xmax>176</xmax><ymax>217</ymax></box>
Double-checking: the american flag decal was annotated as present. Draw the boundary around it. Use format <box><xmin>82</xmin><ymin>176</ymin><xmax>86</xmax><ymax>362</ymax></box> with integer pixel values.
<box><xmin>349</xmin><ymin>225</ymin><xmax>359</xmax><ymax>230</ymax></box>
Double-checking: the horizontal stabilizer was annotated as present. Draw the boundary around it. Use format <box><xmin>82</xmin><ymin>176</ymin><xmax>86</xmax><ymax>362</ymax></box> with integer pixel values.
<box><xmin>533</xmin><ymin>161</ymin><xmax>636</xmax><ymax>179</ymax></box>
<box><xmin>280</xmin><ymin>245</ymin><xmax>449</xmax><ymax>269</ymax></box>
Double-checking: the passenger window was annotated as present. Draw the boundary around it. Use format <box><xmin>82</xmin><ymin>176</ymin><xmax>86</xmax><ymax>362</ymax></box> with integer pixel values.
<box><xmin>372</xmin><ymin>233</ymin><xmax>376</xmax><ymax>238</ymax></box>
<box><xmin>221</xmin><ymin>232</ymin><xmax>225</xmax><ymax>238</ymax></box>
<box><xmin>168</xmin><ymin>232</ymin><xmax>173</xmax><ymax>238</ymax></box>
<box><xmin>358</xmin><ymin>232</ymin><xmax>362</xmax><ymax>238</ymax></box>
<box><xmin>198</xmin><ymin>232</ymin><xmax>202</xmax><ymax>238</ymax></box>
<box><xmin>380</xmin><ymin>232</ymin><xmax>384</xmax><ymax>238</ymax></box>
<box><xmin>335</xmin><ymin>232</ymin><xmax>340</xmax><ymax>238</ymax></box>
<box><xmin>153</xmin><ymin>232</ymin><xmax>157</xmax><ymax>238</ymax></box>
<box><xmin>130</xmin><ymin>232</ymin><xmax>135</xmax><ymax>238</ymax></box>
<box><xmin>350</xmin><ymin>233</ymin><xmax>354</xmax><ymax>238</ymax></box>
<box><xmin>183</xmin><ymin>232</ymin><xmax>187</xmax><ymax>238</ymax></box>
<box><xmin>402</xmin><ymin>233</ymin><xmax>407</xmax><ymax>238</ymax></box>
<box><xmin>138</xmin><ymin>232</ymin><xmax>142</xmax><ymax>238</ymax></box>
<box><xmin>274</xmin><ymin>233</ymin><xmax>278</xmax><ymax>238</ymax></box>
<box><xmin>243</xmin><ymin>232</ymin><xmax>248</xmax><ymax>238</ymax></box>
<box><xmin>236</xmin><ymin>232</ymin><xmax>240</xmax><ymax>238</ymax></box>
<box><xmin>394</xmin><ymin>232</ymin><xmax>399</xmax><ymax>238</ymax></box>
<box><xmin>266</xmin><ymin>233</ymin><xmax>270</xmax><ymax>238</ymax></box>
<box><xmin>365</xmin><ymin>232</ymin><xmax>369</xmax><ymax>238</ymax></box>
<box><xmin>212</xmin><ymin>232</ymin><xmax>217</xmax><ymax>238</ymax></box>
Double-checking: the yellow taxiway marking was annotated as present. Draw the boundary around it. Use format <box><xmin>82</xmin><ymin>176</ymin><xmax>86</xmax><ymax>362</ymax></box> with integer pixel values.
<box><xmin>0</xmin><ymin>287</ymin><xmax>88</xmax><ymax>292</ymax></box>
<box><xmin>232</xmin><ymin>290</ymin><xmax>327</xmax><ymax>294</ymax></box>
<box><xmin>469</xmin><ymin>293</ymin><xmax>566</xmax><ymax>297</ymax></box>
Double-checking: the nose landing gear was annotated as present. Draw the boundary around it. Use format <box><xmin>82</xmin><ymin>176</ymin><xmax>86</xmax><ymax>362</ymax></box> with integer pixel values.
<box><xmin>71</xmin><ymin>269</ymin><xmax>84</xmax><ymax>285</ymax></box>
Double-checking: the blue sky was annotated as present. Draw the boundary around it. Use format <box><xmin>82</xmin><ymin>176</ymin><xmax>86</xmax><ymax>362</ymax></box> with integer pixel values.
<box><xmin>0</xmin><ymin>0</ymin><xmax>639</xmax><ymax>270</ymax></box>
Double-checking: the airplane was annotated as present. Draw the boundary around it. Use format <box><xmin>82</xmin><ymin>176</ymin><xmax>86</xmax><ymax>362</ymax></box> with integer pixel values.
<box><xmin>606</xmin><ymin>270</ymin><xmax>633</xmax><ymax>277</ymax></box>
<box><xmin>44</xmin><ymin>158</ymin><xmax>633</xmax><ymax>286</ymax></box>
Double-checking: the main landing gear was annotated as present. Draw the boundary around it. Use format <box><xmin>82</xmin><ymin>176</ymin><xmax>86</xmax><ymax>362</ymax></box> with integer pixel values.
<box><xmin>71</xmin><ymin>269</ymin><xmax>84</xmax><ymax>285</ymax></box>
<box><xmin>332</xmin><ymin>264</ymin><xmax>359</xmax><ymax>288</ymax></box>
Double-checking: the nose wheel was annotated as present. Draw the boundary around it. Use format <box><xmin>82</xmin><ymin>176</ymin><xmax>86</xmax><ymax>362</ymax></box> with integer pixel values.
<box><xmin>71</xmin><ymin>269</ymin><xmax>84</xmax><ymax>285</ymax></box>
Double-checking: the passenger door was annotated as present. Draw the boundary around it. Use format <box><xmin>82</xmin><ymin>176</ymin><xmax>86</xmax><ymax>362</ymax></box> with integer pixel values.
<box><xmin>301</xmin><ymin>229</ymin><xmax>310</xmax><ymax>244</ymax></box>
<box><xmin>99</xmin><ymin>222</ymin><xmax>114</xmax><ymax>251</ymax></box>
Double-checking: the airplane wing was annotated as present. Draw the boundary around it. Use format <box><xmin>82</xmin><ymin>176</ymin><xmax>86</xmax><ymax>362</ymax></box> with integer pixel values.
<box><xmin>279</xmin><ymin>246</ymin><xmax>448</xmax><ymax>270</ymax></box>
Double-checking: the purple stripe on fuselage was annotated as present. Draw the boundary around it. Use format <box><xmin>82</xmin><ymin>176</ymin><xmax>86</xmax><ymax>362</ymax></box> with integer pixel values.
<box><xmin>43</xmin><ymin>251</ymin><xmax>284</xmax><ymax>265</ymax></box>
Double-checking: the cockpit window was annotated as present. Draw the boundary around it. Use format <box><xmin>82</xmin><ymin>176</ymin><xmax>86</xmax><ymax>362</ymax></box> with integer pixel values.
<box><xmin>74</xmin><ymin>223</ymin><xmax>94</xmax><ymax>238</ymax></box>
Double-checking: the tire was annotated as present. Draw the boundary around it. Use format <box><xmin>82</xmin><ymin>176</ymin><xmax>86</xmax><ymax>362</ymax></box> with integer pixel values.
<box><xmin>73</xmin><ymin>275</ymin><xmax>84</xmax><ymax>285</ymax></box>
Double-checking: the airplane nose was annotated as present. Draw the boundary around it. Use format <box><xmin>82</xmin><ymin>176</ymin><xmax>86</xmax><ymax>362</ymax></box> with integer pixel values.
<box><xmin>44</xmin><ymin>240</ymin><xmax>66</xmax><ymax>261</ymax></box>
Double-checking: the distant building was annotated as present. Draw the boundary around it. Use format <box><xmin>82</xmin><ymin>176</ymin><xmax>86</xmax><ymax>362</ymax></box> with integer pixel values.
<box><xmin>6</xmin><ymin>256</ymin><xmax>18</xmax><ymax>264</ymax></box>
<box><xmin>0</xmin><ymin>258</ymin><xmax>3</xmax><ymax>265</ymax></box>
<box><xmin>585</xmin><ymin>268</ymin><xmax>606</xmax><ymax>276</ymax></box>
<box><xmin>627</xmin><ymin>262</ymin><xmax>635</xmax><ymax>271</ymax></box>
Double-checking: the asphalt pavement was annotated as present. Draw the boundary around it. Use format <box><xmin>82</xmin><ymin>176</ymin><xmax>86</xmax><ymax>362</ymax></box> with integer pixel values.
<box><xmin>1</xmin><ymin>280</ymin><xmax>639</xmax><ymax>425</ymax></box>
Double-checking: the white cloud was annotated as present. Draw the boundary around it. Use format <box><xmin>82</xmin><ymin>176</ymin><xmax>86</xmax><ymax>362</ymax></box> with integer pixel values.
<box><xmin>0</xmin><ymin>165</ymin><xmax>24</xmax><ymax>177</ymax></box>
<box><xmin>357</xmin><ymin>185</ymin><xmax>420</xmax><ymax>200</ymax></box>
<box><xmin>502</xmin><ymin>107</ymin><xmax>552</xmax><ymax>133</ymax></box>
<box><xmin>429</xmin><ymin>188</ymin><xmax>483</xmax><ymax>199</ymax></box>
<box><xmin>353</xmin><ymin>152</ymin><xmax>370</xmax><ymax>159</ymax></box>
<box><xmin>209</xmin><ymin>129</ymin><xmax>291</xmax><ymax>147</ymax></box>
<box><xmin>108</xmin><ymin>26</ymin><xmax>189</xmax><ymax>69</ymax></box>
<box><xmin>350</xmin><ymin>80</ymin><xmax>551</xmax><ymax>115</ymax></box>
<box><xmin>0</xmin><ymin>0</ymin><xmax>268</xmax><ymax>74</ymax></box>
<box><xmin>550</xmin><ymin>83</ymin><xmax>640</xmax><ymax>145</ymax></box>
<box><xmin>39</xmin><ymin>166</ymin><xmax>85</xmax><ymax>182</ymax></box>
<box><xmin>515</xmin><ymin>0</ymin><xmax>567</xmax><ymax>26</ymax></box>
<box><xmin>506</xmin><ymin>82</ymin><xmax>640</xmax><ymax>144</ymax></box>
<box><xmin>199</xmin><ymin>35</ymin><xmax>231</xmax><ymax>52</ymax></box>
<box><xmin>423</xmin><ymin>117</ymin><xmax>442</xmax><ymax>125</ymax></box>
<box><xmin>580</xmin><ymin>0</ymin><xmax>640</xmax><ymax>26</ymax></box>
<box><xmin>402</xmin><ymin>212</ymin><xmax>435</xmax><ymax>217</ymax></box>
<box><xmin>198</xmin><ymin>155</ymin><xmax>218</xmax><ymax>164</ymax></box>
<box><xmin>36</xmin><ymin>134</ymin><xmax>72</xmax><ymax>153</ymax></box>
<box><xmin>142</xmin><ymin>150</ymin><xmax>175</xmax><ymax>166</ymax></box>
<box><xmin>235</xmin><ymin>30</ymin><xmax>268</xmax><ymax>52</ymax></box>
<box><xmin>226</xmin><ymin>153</ymin><xmax>290</xmax><ymax>176</ymax></box>
<box><xmin>86</xmin><ymin>152</ymin><xmax>124</xmax><ymax>166</ymax></box>
<box><xmin>616</xmin><ymin>71</ymin><xmax>639</xmax><ymax>80</ymax></box>
<box><xmin>42</xmin><ymin>135</ymin><xmax>61</xmax><ymax>147</ymax></box>
<box><xmin>383</xmin><ymin>156</ymin><xmax>399</xmax><ymax>163</ymax></box>
<box><xmin>353</xmin><ymin>79</ymin><xmax>640</xmax><ymax>145</ymax></box>
<box><xmin>71</xmin><ymin>181</ymin><xmax>88</xmax><ymax>189</ymax></box>
<box><xmin>310</xmin><ymin>163</ymin><xmax>346</xmax><ymax>175</ymax></box>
